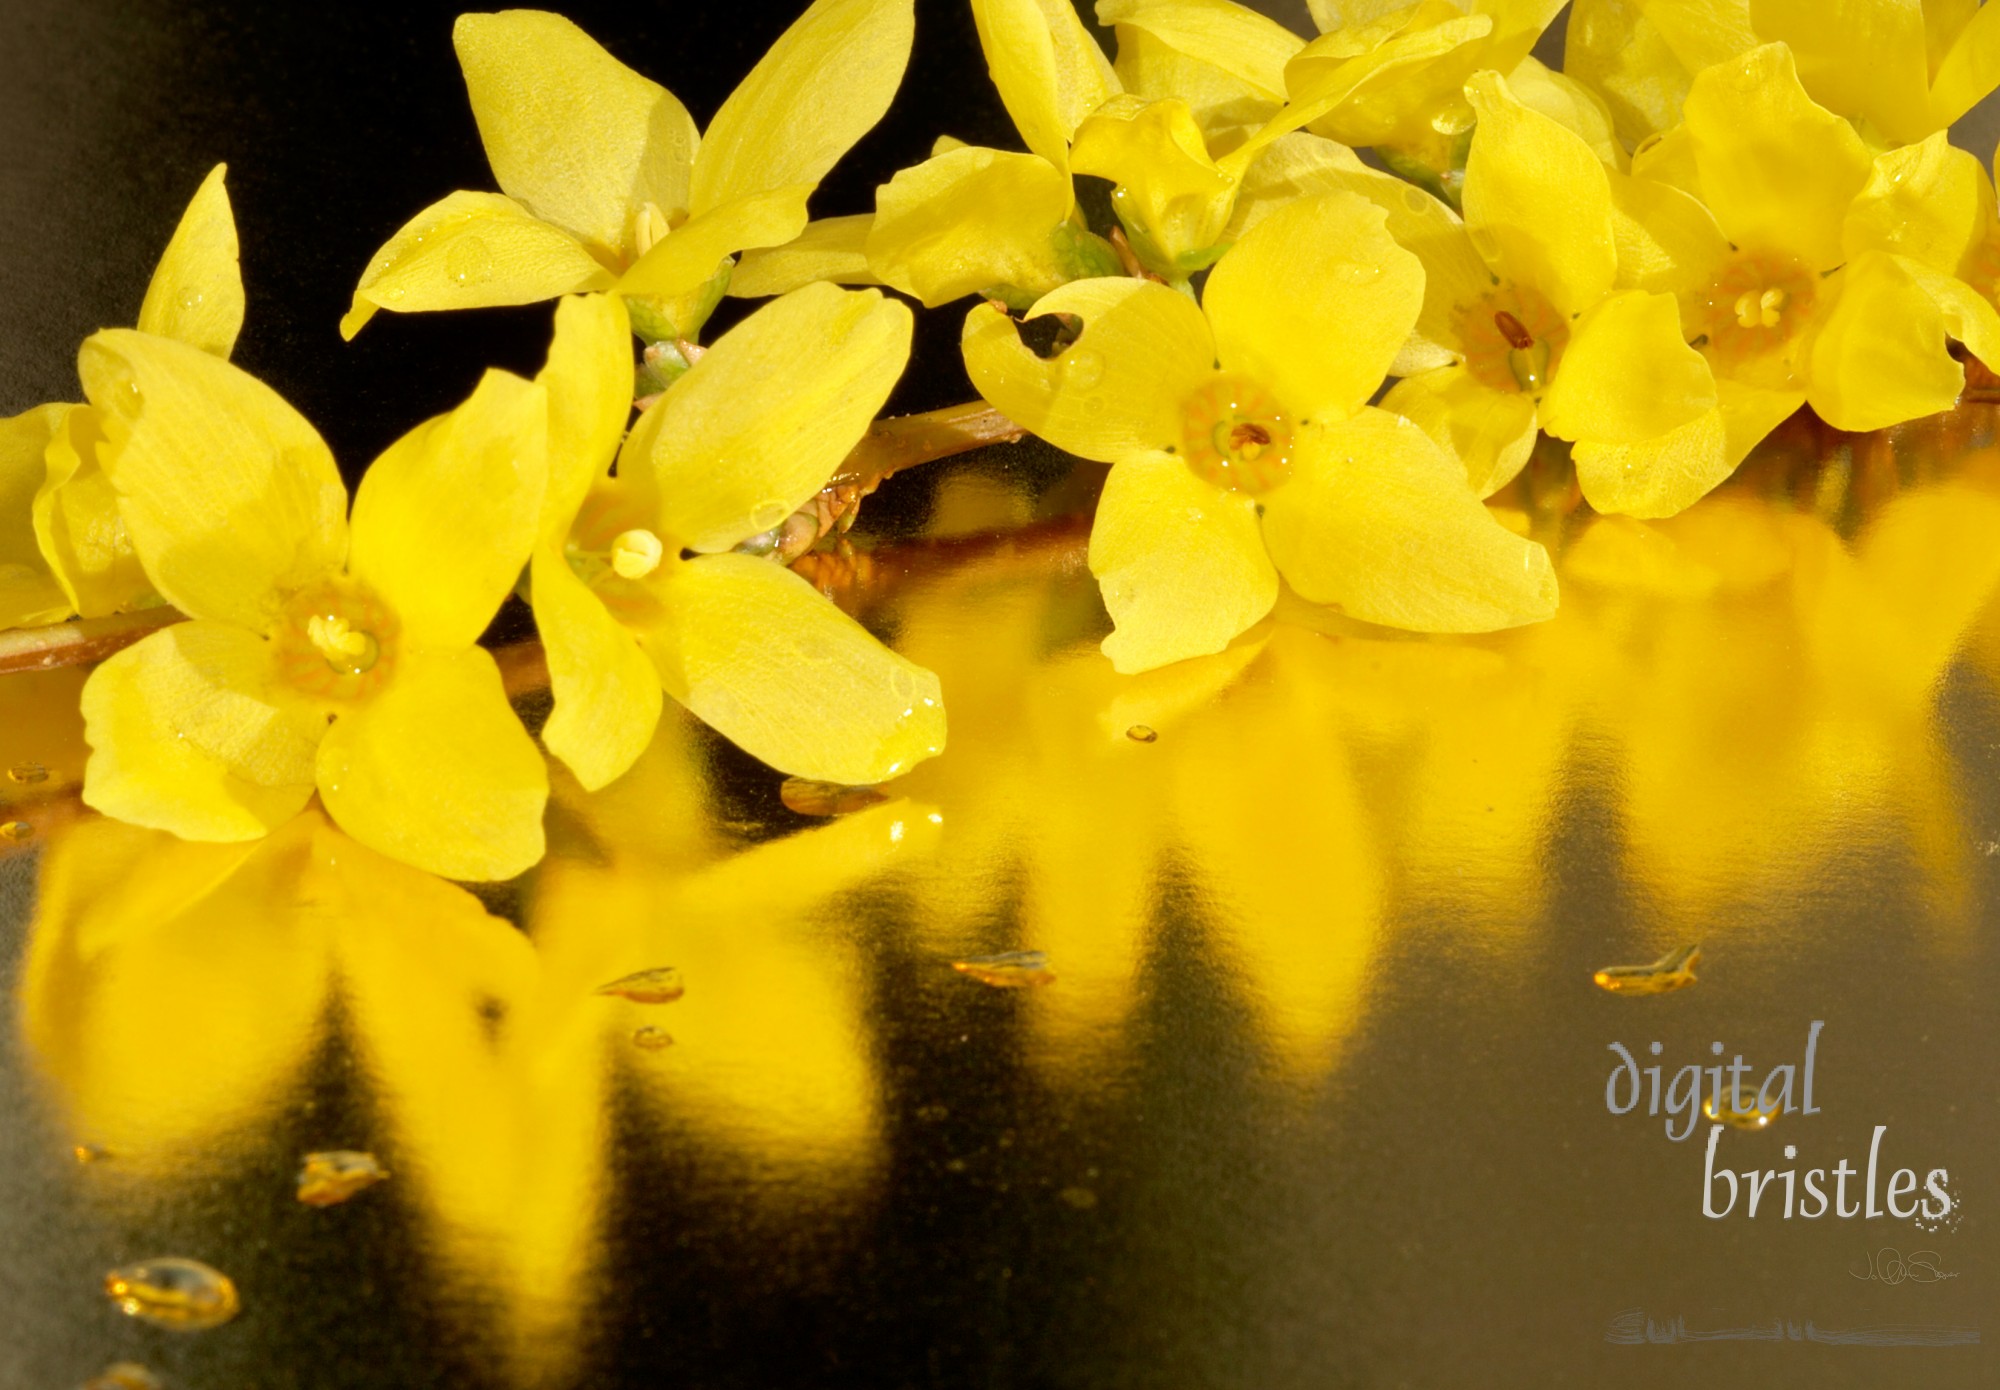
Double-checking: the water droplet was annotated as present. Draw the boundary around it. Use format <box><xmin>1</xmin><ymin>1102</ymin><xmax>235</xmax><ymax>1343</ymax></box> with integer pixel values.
<box><xmin>596</xmin><ymin>966</ymin><xmax>685</xmax><ymax>1005</ymax></box>
<box><xmin>80</xmin><ymin>1362</ymin><xmax>162</xmax><ymax>1390</ymax></box>
<box><xmin>382</xmin><ymin>286</ymin><xmax>407</xmax><ymax>302</ymax></box>
<box><xmin>445</xmin><ymin>235</ymin><xmax>493</xmax><ymax>287</ymax></box>
<box><xmin>890</xmin><ymin>668</ymin><xmax>917</xmax><ymax>701</ymax></box>
<box><xmin>631</xmin><ymin>1026</ymin><xmax>675</xmax><ymax>1051</ymax></box>
<box><xmin>178</xmin><ymin>286</ymin><xmax>204</xmax><ymax>311</ymax></box>
<box><xmin>296</xmin><ymin>1150</ymin><xmax>390</xmax><ymax>1207</ymax></box>
<box><xmin>1</xmin><ymin>821</ymin><xmax>34</xmax><ymax>843</ymax></box>
<box><xmin>749</xmin><ymin>499</ymin><xmax>789</xmax><ymax>532</ymax></box>
<box><xmin>1061</xmin><ymin>348</ymin><xmax>1104</xmax><ymax>390</ymax></box>
<box><xmin>780</xmin><ymin>777</ymin><xmax>890</xmax><ymax>817</ymax></box>
<box><xmin>1058</xmin><ymin>1185</ymin><xmax>1098</xmax><ymax>1210</ymax></box>
<box><xmin>1126</xmin><ymin>725</ymin><xmax>1157</xmax><ymax>744</ymax></box>
<box><xmin>8</xmin><ymin>762</ymin><xmax>48</xmax><ymax>784</ymax></box>
<box><xmin>1591</xmin><ymin>944</ymin><xmax>1701</xmax><ymax>996</ymax></box>
<box><xmin>1702</xmin><ymin>1094</ymin><xmax>1776</xmax><ymax>1131</ymax></box>
<box><xmin>951</xmin><ymin>950</ymin><xmax>1055</xmax><ymax>989</ymax></box>
<box><xmin>1402</xmin><ymin>187</ymin><xmax>1430</xmax><ymax>214</ymax></box>
<box><xmin>73</xmin><ymin>1144</ymin><xmax>111</xmax><ymax>1164</ymax></box>
<box><xmin>103</xmin><ymin>1258</ymin><xmax>240</xmax><ymax>1330</ymax></box>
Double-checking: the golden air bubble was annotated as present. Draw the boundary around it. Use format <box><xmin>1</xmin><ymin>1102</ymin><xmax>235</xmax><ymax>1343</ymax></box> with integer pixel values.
<box><xmin>609</xmin><ymin>528</ymin><xmax>665</xmax><ymax>580</ymax></box>
<box><xmin>1126</xmin><ymin>725</ymin><xmax>1158</xmax><ymax>743</ymax></box>
<box><xmin>8</xmin><ymin>762</ymin><xmax>49</xmax><ymax>784</ymax></box>
<box><xmin>1703</xmin><ymin>1094</ymin><xmax>1777</xmax><ymax>1131</ymax></box>
<box><xmin>1179</xmin><ymin>374</ymin><xmax>1294</xmax><ymax>494</ymax></box>
<box><xmin>596</xmin><ymin>967</ymin><xmax>686</xmax><ymax>1004</ymax></box>
<box><xmin>1591</xmin><ymin>943</ymin><xmax>1701</xmax><ymax>996</ymax></box>
<box><xmin>780</xmin><ymin>777</ymin><xmax>891</xmax><ymax>817</ymax></box>
<box><xmin>296</xmin><ymin>1150</ymin><xmax>391</xmax><ymax>1207</ymax></box>
<box><xmin>80</xmin><ymin>1363</ymin><xmax>162</xmax><ymax>1390</ymax></box>
<box><xmin>1</xmin><ymin>821</ymin><xmax>33</xmax><ymax>843</ymax></box>
<box><xmin>74</xmin><ymin>1144</ymin><xmax>112</xmax><ymax>1164</ymax></box>
<box><xmin>951</xmin><ymin>950</ymin><xmax>1056</xmax><ymax>988</ymax></box>
<box><xmin>103</xmin><ymin>1258</ymin><xmax>240</xmax><ymax>1331</ymax></box>
<box><xmin>631</xmin><ymin>1026</ymin><xmax>676</xmax><ymax>1051</ymax></box>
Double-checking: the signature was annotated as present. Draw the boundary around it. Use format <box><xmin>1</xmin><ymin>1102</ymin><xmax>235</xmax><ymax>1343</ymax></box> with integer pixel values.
<box><xmin>1608</xmin><ymin>1309</ymin><xmax>1978</xmax><ymax>1346</ymax></box>
<box><xmin>1851</xmin><ymin>1248</ymin><xmax>1958</xmax><ymax>1285</ymax></box>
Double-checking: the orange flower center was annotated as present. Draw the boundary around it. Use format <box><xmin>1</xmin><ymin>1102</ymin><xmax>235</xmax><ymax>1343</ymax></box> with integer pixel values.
<box><xmin>1178</xmin><ymin>374</ymin><xmax>1294</xmax><ymax>494</ymax></box>
<box><xmin>1455</xmin><ymin>284</ymin><xmax>1568</xmax><ymax>397</ymax></box>
<box><xmin>274</xmin><ymin>579</ymin><xmax>399</xmax><ymax>703</ymax></box>
<box><xmin>1690</xmin><ymin>251</ymin><xmax>1816</xmax><ymax>385</ymax></box>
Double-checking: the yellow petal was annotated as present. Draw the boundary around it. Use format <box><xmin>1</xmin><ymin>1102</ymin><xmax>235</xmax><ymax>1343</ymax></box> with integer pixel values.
<box><xmin>1502</xmin><ymin>55</ymin><xmax>1626</xmax><ymax>169</ymax></box>
<box><xmin>1750</xmin><ymin>0</ymin><xmax>1934</xmax><ymax>143</ymax></box>
<box><xmin>453</xmin><ymin>11</ymin><xmax>698</xmax><ymax>257</ymax></box>
<box><xmin>1842</xmin><ymin>132</ymin><xmax>1992</xmax><ymax>275</ymax></box>
<box><xmin>135</xmin><ymin>164</ymin><xmax>244</xmax><ymax>359</ymax></box>
<box><xmin>688</xmin><ymin>0</ymin><xmax>914</xmax><ymax>215</ymax></box>
<box><xmin>729</xmin><ymin>215</ymin><xmax>883</xmax><ymax>298</ymax></box>
<box><xmin>1069</xmin><ymin>95</ymin><xmax>1238</xmax><ymax>271</ymax></box>
<box><xmin>866</xmin><ymin>146</ymin><xmax>1077</xmax><ymax>306</ymax></box>
<box><xmin>349</xmin><ymin>370</ymin><xmax>548</xmax><ymax>650</ymax></box>
<box><xmin>1563</xmin><ymin>0</ymin><xmax>1756</xmax><ymax>147</ymax></box>
<box><xmin>645</xmin><ymin>284</ymin><xmax>910</xmax><ymax>553</ymax></box>
<box><xmin>530</xmin><ymin>546</ymin><xmax>662</xmax><ymax>792</ymax></box>
<box><xmin>972</xmin><ymin>0</ymin><xmax>1120</xmax><ymax>172</ymax></box>
<box><xmin>1896</xmin><ymin>256</ymin><xmax>2000</xmax><ymax>372</ymax></box>
<box><xmin>1088</xmin><ymin>452</ymin><xmax>1277</xmax><ymax>673</ymax></box>
<box><xmin>317</xmin><ymin>646</ymin><xmax>547</xmax><ymax>880</ymax></box>
<box><xmin>1682</xmin><ymin>43</ymin><xmax>1872</xmax><ymax>269</ymax></box>
<box><xmin>1224</xmin><ymin>133</ymin><xmax>1487</xmax><ymax>375</ymax></box>
<box><xmin>643</xmin><ymin>553</ymin><xmax>945</xmax><ymax>782</ymax></box>
<box><xmin>1</xmin><ymin>404</ymin><xmax>73</xmax><ymax>628</ymax></box>
<box><xmin>1630</xmin><ymin>120</ymin><xmax>1706</xmax><ymax>203</ymax></box>
<box><xmin>1573</xmin><ymin>379</ymin><xmax>1801</xmax><ymax>518</ymax></box>
<box><xmin>1203</xmin><ymin>191</ymin><xmax>1421</xmax><ymax>420</ymax></box>
<box><xmin>81</xmin><ymin>622</ymin><xmax>320</xmax><ymax>840</ymax></box>
<box><xmin>1931</xmin><ymin>1</ymin><xmax>2000</xmax><ymax>127</ymax></box>
<box><xmin>1260</xmin><ymin>407</ymin><xmax>1557</xmax><ymax>632</ymax></box>
<box><xmin>1607</xmin><ymin>164</ymin><xmax>1729</xmax><ymax>293</ymax></box>
<box><xmin>342</xmin><ymin>192</ymin><xmax>616</xmax><ymax>339</ymax></box>
<box><xmin>1097</xmin><ymin>0</ymin><xmax>1302</xmax><ymax>100</ymax></box>
<box><xmin>35</xmin><ymin>405</ymin><xmax>155</xmax><ymax>619</ymax></box>
<box><xmin>1462</xmin><ymin>70</ymin><xmax>1617</xmax><ymax>314</ymax></box>
<box><xmin>79</xmin><ymin>329</ymin><xmax>347</xmax><ymax>631</ymax></box>
<box><xmin>615</xmin><ymin>186</ymin><xmax>812</xmax><ymax>300</ymax></box>
<box><xmin>1380</xmin><ymin>364</ymin><xmax>1539</xmax><ymax>497</ymax></box>
<box><xmin>536</xmin><ymin>295</ymin><xmax>631</xmax><ymax>543</ymax></box>
<box><xmin>962</xmin><ymin>278</ymin><xmax>1215</xmax><ymax>464</ymax></box>
<box><xmin>1110</xmin><ymin>23</ymin><xmax>1282</xmax><ymax>151</ymax></box>
<box><xmin>1540</xmin><ymin>290</ymin><xmax>1717</xmax><ymax>443</ymax></box>
<box><xmin>1806</xmin><ymin>250</ymin><xmax>1965</xmax><ymax>432</ymax></box>
<box><xmin>1281</xmin><ymin>13</ymin><xmax>1497</xmax><ymax>152</ymax></box>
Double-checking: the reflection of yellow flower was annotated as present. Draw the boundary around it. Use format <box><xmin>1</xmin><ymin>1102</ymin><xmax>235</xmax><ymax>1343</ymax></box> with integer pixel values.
<box><xmin>2</xmin><ymin>165</ymin><xmax>241</xmax><ymax>630</ymax></box>
<box><xmin>342</xmin><ymin>0</ymin><xmax>914</xmax><ymax>341</ymax></box>
<box><xmin>964</xmin><ymin>192</ymin><xmax>1556</xmax><ymax>673</ymax></box>
<box><xmin>77</xmin><ymin>333</ymin><xmax>548</xmax><ymax>879</ymax></box>
<box><xmin>530</xmin><ymin>286</ymin><xmax>945</xmax><ymax>791</ymax></box>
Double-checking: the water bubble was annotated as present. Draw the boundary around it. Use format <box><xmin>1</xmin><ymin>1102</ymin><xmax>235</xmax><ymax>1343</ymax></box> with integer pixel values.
<box><xmin>80</xmin><ymin>1363</ymin><xmax>161</xmax><ymax>1390</ymax></box>
<box><xmin>382</xmin><ymin>286</ymin><xmax>407</xmax><ymax>302</ymax></box>
<box><xmin>1702</xmin><ymin>1094</ymin><xmax>1776</xmax><ymax>1131</ymax></box>
<box><xmin>631</xmin><ymin>1026</ymin><xmax>675</xmax><ymax>1051</ymax></box>
<box><xmin>890</xmin><ymin>668</ymin><xmax>917</xmax><ymax>701</ymax></box>
<box><xmin>296</xmin><ymin>1150</ymin><xmax>390</xmax><ymax>1207</ymax></box>
<box><xmin>445</xmin><ymin>236</ymin><xmax>493</xmax><ymax>287</ymax></box>
<box><xmin>596</xmin><ymin>966</ymin><xmax>685</xmax><ymax>1004</ymax></box>
<box><xmin>1057</xmin><ymin>1185</ymin><xmax>1098</xmax><ymax>1210</ymax></box>
<box><xmin>1403</xmin><ymin>187</ymin><xmax>1431</xmax><ymax>214</ymax></box>
<box><xmin>178</xmin><ymin>287</ymin><xmax>204</xmax><ymax>311</ymax></box>
<box><xmin>1125</xmin><ymin>725</ymin><xmax>1157</xmax><ymax>744</ymax></box>
<box><xmin>1061</xmin><ymin>349</ymin><xmax>1104</xmax><ymax>390</ymax></box>
<box><xmin>74</xmin><ymin>1144</ymin><xmax>112</xmax><ymax>1164</ymax></box>
<box><xmin>951</xmin><ymin>950</ymin><xmax>1056</xmax><ymax>989</ymax></box>
<box><xmin>781</xmin><ymin>777</ymin><xmax>890</xmax><ymax>817</ymax></box>
<box><xmin>1591</xmin><ymin>944</ymin><xmax>1701</xmax><ymax>996</ymax></box>
<box><xmin>103</xmin><ymin>1258</ymin><xmax>240</xmax><ymax>1330</ymax></box>
<box><xmin>1</xmin><ymin>821</ymin><xmax>34</xmax><ymax>843</ymax></box>
<box><xmin>749</xmin><ymin>499</ymin><xmax>789</xmax><ymax>532</ymax></box>
<box><xmin>8</xmin><ymin>763</ymin><xmax>48</xmax><ymax>784</ymax></box>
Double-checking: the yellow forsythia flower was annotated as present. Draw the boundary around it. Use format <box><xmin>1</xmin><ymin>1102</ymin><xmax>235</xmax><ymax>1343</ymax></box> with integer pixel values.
<box><xmin>1541</xmin><ymin>45</ymin><xmax>2000</xmax><ymax>518</ymax></box>
<box><xmin>341</xmin><ymin>0</ymin><xmax>914</xmax><ymax>342</ymax></box>
<box><xmin>1097</xmin><ymin>0</ymin><xmax>1301</xmax><ymax>151</ymax></box>
<box><xmin>75</xmin><ymin>334</ymin><xmax>550</xmax><ymax>880</ymax></box>
<box><xmin>1568</xmin><ymin>0</ymin><xmax>2000</xmax><ymax>148</ymax></box>
<box><xmin>963</xmin><ymin>193</ymin><xmax>1557</xmax><ymax>675</ymax></box>
<box><xmin>2</xmin><ymin>165</ymin><xmax>243</xmax><ymax>630</ymax></box>
<box><xmin>528</xmin><ymin>287</ymin><xmax>944</xmax><ymax>792</ymax></box>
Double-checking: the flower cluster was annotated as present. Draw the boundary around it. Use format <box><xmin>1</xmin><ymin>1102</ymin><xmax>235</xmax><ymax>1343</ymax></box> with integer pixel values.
<box><xmin>5</xmin><ymin>0</ymin><xmax>1999</xmax><ymax>879</ymax></box>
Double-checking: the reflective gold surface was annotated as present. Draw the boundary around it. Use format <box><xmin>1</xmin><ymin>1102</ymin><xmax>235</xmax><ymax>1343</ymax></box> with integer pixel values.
<box><xmin>3</xmin><ymin>417</ymin><xmax>1998</xmax><ymax>1387</ymax></box>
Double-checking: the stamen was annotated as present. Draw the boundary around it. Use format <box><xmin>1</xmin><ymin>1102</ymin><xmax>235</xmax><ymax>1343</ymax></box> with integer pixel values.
<box><xmin>1493</xmin><ymin>310</ymin><xmax>1535</xmax><ymax>351</ymax></box>
<box><xmin>610</xmin><ymin>528</ymin><xmax>665</xmax><ymax>579</ymax></box>
<box><xmin>1758</xmin><ymin>287</ymin><xmax>1785</xmax><ymax>327</ymax></box>
<box><xmin>1734</xmin><ymin>291</ymin><xmax>1760</xmax><ymax>329</ymax></box>
<box><xmin>306</xmin><ymin>613</ymin><xmax>378</xmax><ymax>676</ymax></box>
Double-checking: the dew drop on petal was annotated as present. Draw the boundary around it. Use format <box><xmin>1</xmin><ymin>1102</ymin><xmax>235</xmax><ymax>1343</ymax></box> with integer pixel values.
<box><xmin>781</xmin><ymin>777</ymin><xmax>891</xmax><ymax>817</ymax></box>
<box><xmin>596</xmin><ymin>966</ymin><xmax>686</xmax><ymax>1004</ymax></box>
<box><xmin>1061</xmin><ymin>348</ymin><xmax>1104</xmax><ymax>390</ymax></box>
<box><xmin>631</xmin><ymin>1026</ymin><xmax>675</xmax><ymax>1051</ymax></box>
<box><xmin>890</xmin><ymin>667</ymin><xmax>918</xmax><ymax>702</ymax></box>
<box><xmin>1126</xmin><ymin>725</ymin><xmax>1157</xmax><ymax>744</ymax></box>
<box><xmin>103</xmin><ymin>1258</ymin><xmax>240</xmax><ymax>1331</ymax></box>
<box><xmin>951</xmin><ymin>950</ymin><xmax>1056</xmax><ymax>988</ymax></box>
<box><xmin>445</xmin><ymin>236</ymin><xmax>493</xmax><ymax>287</ymax></box>
<box><xmin>296</xmin><ymin>1150</ymin><xmax>390</xmax><ymax>1207</ymax></box>
<box><xmin>8</xmin><ymin>763</ymin><xmax>48</xmax><ymax>784</ymax></box>
<box><xmin>1591</xmin><ymin>944</ymin><xmax>1701</xmax><ymax>996</ymax></box>
<box><xmin>177</xmin><ymin>286</ymin><xmax>204</xmax><ymax>311</ymax></box>
<box><xmin>1</xmin><ymin>821</ymin><xmax>34</xmax><ymax>843</ymax></box>
<box><xmin>80</xmin><ymin>1362</ymin><xmax>162</xmax><ymax>1390</ymax></box>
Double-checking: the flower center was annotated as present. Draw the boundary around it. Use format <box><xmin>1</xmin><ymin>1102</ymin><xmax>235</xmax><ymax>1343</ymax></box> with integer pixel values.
<box><xmin>1178</xmin><ymin>374</ymin><xmax>1294</xmax><ymax>494</ymax></box>
<box><xmin>1455</xmin><ymin>284</ymin><xmax>1568</xmax><ymax>397</ymax></box>
<box><xmin>609</xmin><ymin>528</ymin><xmax>664</xmax><ymax>579</ymax></box>
<box><xmin>275</xmin><ymin>580</ymin><xmax>398</xmax><ymax>702</ymax></box>
<box><xmin>1691</xmin><ymin>251</ymin><xmax>1816</xmax><ymax>384</ymax></box>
